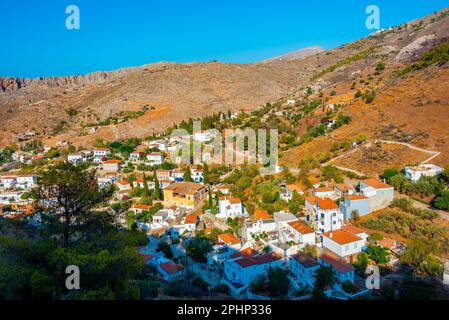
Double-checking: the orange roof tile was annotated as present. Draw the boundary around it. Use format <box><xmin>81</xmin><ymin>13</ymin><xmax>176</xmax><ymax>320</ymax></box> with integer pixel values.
<box><xmin>184</xmin><ymin>214</ymin><xmax>197</xmax><ymax>224</ymax></box>
<box><xmin>288</xmin><ymin>220</ymin><xmax>314</xmax><ymax>235</ymax></box>
<box><xmin>323</xmin><ymin>229</ymin><xmax>362</xmax><ymax>245</ymax></box>
<box><xmin>219</xmin><ymin>196</ymin><xmax>241</xmax><ymax>204</ymax></box>
<box><xmin>341</xmin><ymin>225</ymin><xmax>366</xmax><ymax>235</ymax></box>
<box><xmin>159</xmin><ymin>261</ymin><xmax>185</xmax><ymax>274</ymax></box>
<box><xmin>314</xmin><ymin>187</ymin><xmax>334</xmax><ymax>192</ymax></box>
<box><xmin>362</xmin><ymin>178</ymin><xmax>392</xmax><ymax>189</ymax></box>
<box><xmin>252</xmin><ymin>209</ymin><xmax>271</xmax><ymax>220</ymax></box>
<box><xmin>132</xmin><ymin>204</ymin><xmax>152</xmax><ymax>210</ymax></box>
<box><xmin>218</xmin><ymin>233</ymin><xmax>241</xmax><ymax>245</ymax></box>
<box><xmin>292</xmin><ymin>253</ymin><xmax>320</xmax><ymax>268</ymax></box>
<box><xmin>378</xmin><ymin>238</ymin><xmax>396</xmax><ymax>249</ymax></box>
<box><xmin>334</xmin><ymin>183</ymin><xmax>355</xmax><ymax>191</ymax></box>
<box><xmin>319</xmin><ymin>252</ymin><xmax>354</xmax><ymax>273</ymax></box>
<box><xmin>234</xmin><ymin>252</ymin><xmax>281</xmax><ymax>268</ymax></box>
<box><xmin>346</xmin><ymin>195</ymin><xmax>368</xmax><ymax>201</ymax></box>
<box><xmin>231</xmin><ymin>247</ymin><xmax>258</xmax><ymax>259</ymax></box>
<box><xmin>305</xmin><ymin>196</ymin><xmax>318</xmax><ymax>204</ymax></box>
<box><xmin>316</xmin><ymin>198</ymin><xmax>339</xmax><ymax>210</ymax></box>
<box><xmin>103</xmin><ymin>159</ymin><xmax>122</xmax><ymax>164</ymax></box>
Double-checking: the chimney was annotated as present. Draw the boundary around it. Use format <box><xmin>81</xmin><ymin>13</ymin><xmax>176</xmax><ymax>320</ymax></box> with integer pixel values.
<box><xmin>329</xmin><ymin>231</ymin><xmax>333</xmax><ymax>238</ymax></box>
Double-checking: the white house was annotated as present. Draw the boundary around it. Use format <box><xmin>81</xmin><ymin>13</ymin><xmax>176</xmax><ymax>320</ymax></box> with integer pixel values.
<box><xmin>333</xmin><ymin>183</ymin><xmax>355</xmax><ymax>198</ymax></box>
<box><xmin>306</xmin><ymin>197</ymin><xmax>343</xmax><ymax>234</ymax></box>
<box><xmin>171</xmin><ymin>214</ymin><xmax>198</xmax><ymax>238</ymax></box>
<box><xmin>157</xmin><ymin>261</ymin><xmax>186</xmax><ymax>282</ymax></box>
<box><xmin>193</xmin><ymin>130</ymin><xmax>212</xmax><ymax>142</ymax></box>
<box><xmin>129</xmin><ymin>150</ymin><xmax>145</xmax><ymax>162</ymax></box>
<box><xmin>190</xmin><ymin>167</ymin><xmax>204</xmax><ymax>184</ymax></box>
<box><xmin>243</xmin><ymin>219</ymin><xmax>277</xmax><ymax>241</ymax></box>
<box><xmin>289</xmin><ymin>253</ymin><xmax>320</xmax><ymax>289</ymax></box>
<box><xmin>404</xmin><ymin>164</ymin><xmax>444</xmax><ymax>181</ymax></box>
<box><xmin>0</xmin><ymin>176</ymin><xmax>17</xmax><ymax>189</ymax></box>
<box><xmin>287</xmin><ymin>99</ymin><xmax>296</xmax><ymax>105</ymax></box>
<box><xmin>151</xmin><ymin>208</ymin><xmax>177</xmax><ymax>230</ymax></box>
<box><xmin>102</xmin><ymin>160</ymin><xmax>123</xmax><ymax>173</ymax></box>
<box><xmin>0</xmin><ymin>191</ymin><xmax>24</xmax><ymax>204</ymax></box>
<box><xmin>359</xmin><ymin>179</ymin><xmax>394</xmax><ymax>212</ymax></box>
<box><xmin>274</xmin><ymin>211</ymin><xmax>298</xmax><ymax>229</ymax></box>
<box><xmin>147</xmin><ymin>152</ymin><xmax>165</xmax><ymax>165</ymax></box>
<box><xmin>15</xmin><ymin>175</ymin><xmax>37</xmax><ymax>190</ymax></box>
<box><xmin>217</xmin><ymin>233</ymin><xmax>242</xmax><ymax>251</ymax></box>
<box><xmin>93</xmin><ymin>148</ymin><xmax>111</xmax><ymax>158</ymax></box>
<box><xmin>214</xmin><ymin>184</ymin><xmax>231</xmax><ymax>195</ymax></box>
<box><xmin>281</xmin><ymin>220</ymin><xmax>316</xmax><ymax>247</ymax></box>
<box><xmin>115</xmin><ymin>180</ymin><xmax>132</xmax><ymax>192</ymax></box>
<box><xmin>130</xmin><ymin>204</ymin><xmax>152</xmax><ymax>214</ymax></box>
<box><xmin>322</xmin><ymin>228</ymin><xmax>366</xmax><ymax>261</ymax></box>
<box><xmin>217</xmin><ymin>196</ymin><xmax>246</xmax><ymax>219</ymax></box>
<box><xmin>67</xmin><ymin>153</ymin><xmax>86</xmax><ymax>164</ymax></box>
<box><xmin>223</xmin><ymin>252</ymin><xmax>283</xmax><ymax>288</ymax></box>
<box><xmin>312</xmin><ymin>187</ymin><xmax>335</xmax><ymax>199</ymax></box>
<box><xmin>97</xmin><ymin>174</ymin><xmax>118</xmax><ymax>189</ymax></box>
<box><xmin>281</xmin><ymin>184</ymin><xmax>304</xmax><ymax>201</ymax></box>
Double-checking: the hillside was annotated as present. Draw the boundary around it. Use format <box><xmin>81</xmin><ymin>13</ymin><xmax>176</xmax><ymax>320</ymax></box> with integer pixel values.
<box><xmin>278</xmin><ymin>8</ymin><xmax>449</xmax><ymax>175</ymax></box>
<box><xmin>0</xmin><ymin>7</ymin><xmax>448</xmax><ymax>173</ymax></box>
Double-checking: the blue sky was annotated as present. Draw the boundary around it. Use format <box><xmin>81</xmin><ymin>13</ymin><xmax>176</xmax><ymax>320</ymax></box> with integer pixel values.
<box><xmin>1</xmin><ymin>0</ymin><xmax>448</xmax><ymax>78</ymax></box>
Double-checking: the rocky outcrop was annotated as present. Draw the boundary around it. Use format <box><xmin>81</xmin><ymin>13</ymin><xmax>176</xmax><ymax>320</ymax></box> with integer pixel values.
<box><xmin>395</xmin><ymin>35</ymin><xmax>437</xmax><ymax>63</ymax></box>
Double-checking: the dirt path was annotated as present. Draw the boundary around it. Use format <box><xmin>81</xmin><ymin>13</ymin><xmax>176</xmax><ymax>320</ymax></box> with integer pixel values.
<box><xmin>374</xmin><ymin>139</ymin><xmax>441</xmax><ymax>164</ymax></box>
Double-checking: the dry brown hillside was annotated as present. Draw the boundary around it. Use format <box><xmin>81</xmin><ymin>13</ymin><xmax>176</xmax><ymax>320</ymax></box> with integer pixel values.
<box><xmin>0</xmin><ymin>59</ymin><xmax>318</xmax><ymax>148</ymax></box>
<box><xmin>0</xmin><ymin>7</ymin><xmax>448</xmax><ymax>164</ymax></box>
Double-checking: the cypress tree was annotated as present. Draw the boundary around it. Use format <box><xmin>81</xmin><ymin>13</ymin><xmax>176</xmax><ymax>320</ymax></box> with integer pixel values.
<box><xmin>153</xmin><ymin>169</ymin><xmax>161</xmax><ymax>200</ymax></box>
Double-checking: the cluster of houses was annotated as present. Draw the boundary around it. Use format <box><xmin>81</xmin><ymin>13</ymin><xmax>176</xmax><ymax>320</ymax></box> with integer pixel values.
<box><xmin>128</xmin><ymin>169</ymin><xmax>396</xmax><ymax>298</ymax></box>
<box><xmin>1</xmin><ymin>130</ymin><xmax>445</xmax><ymax>299</ymax></box>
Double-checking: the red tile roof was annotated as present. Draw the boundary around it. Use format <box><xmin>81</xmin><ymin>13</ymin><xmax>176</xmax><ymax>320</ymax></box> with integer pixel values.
<box><xmin>132</xmin><ymin>204</ymin><xmax>152</xmax><ymax>210</ymax></box>
<box><xmin>316</xmin><ymin>198</ymin><xmax>339</xmax><ymax>210</ymax></box>
<box><xmin>341</xmin><ymin>225</ymin><xmax>366</xmax><ymax>235</ymax></box>
<box><xmin>160</xmin><ymin>261</ymin><xmax>185</xmax><ymax>274</ymax></box>
<box><xmin>252</xmin><ymin>209</ymin><xmax>271</xmax><ymax>220</ymax></box>
<box><xmin>219</xmin><ymin>196</ymin><xmax>241</xmax><ymax>204</ymax></box>
<box><xmin>288</xmin><ymin>220</ymin><xmax>314</xmax><ymax>235</ymax></box>
<box><xmin>362</xmin><ymin>178</ymin><xmax>392</xmax><ymax>189</ymax></box>
<box><xmin>314</xmin><ymin>187</ymin><xmax>334</xmax><ymax>193</ymax></box>
<box><xmin>231</xmin><ymin>247</ymin><xmax>258</xmax><ymax>259</ymax></box>
<box><xmin>346</xmin><ymin>195</ymin><xmax>368</xmax><ymax>201</ymax></box>
<box><xmin>292</xmin><ymin>253</ymin><xmax>320</xmax><ymax>268</ymax></box>
<box><xmin>184</xmin><ymin>214</ymin><xmax>197</xmax><ymax>224</ymax></box>
<box><xmin>319</xmin><ymin>252</ymin><xmax>354</xmax><ymax>273</ymax></box>
<box><xmin>141</xmin><ymin>254</ymin><xmax>155</xmax><ymax>264</ymax></box>
<box><xmin>103</xmin><ymin>159</ymin><xmax>122</xmax><ymax>164</ymax></box>
<box><xmin>234</xmin><ymin>252</ymin><xmax>281</xmax><ymax>268</ymax></box>
<box><xmin>323</xmin><ymin>229</ymin><xmax>362</xmax><ymax>245</ymax></box>
<box><xmin>218</xmin><ymin>233</ymin><xmax>241</xmax><ymax>245</ymax></box>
